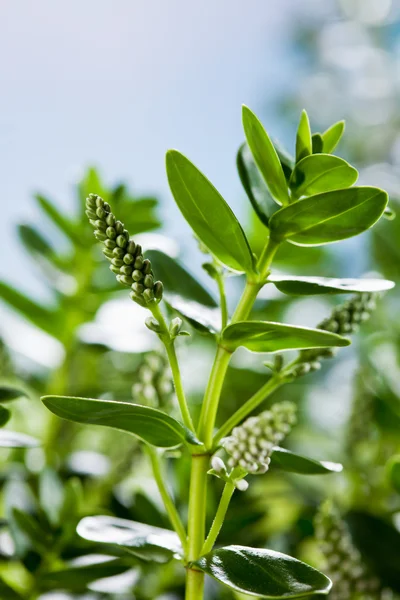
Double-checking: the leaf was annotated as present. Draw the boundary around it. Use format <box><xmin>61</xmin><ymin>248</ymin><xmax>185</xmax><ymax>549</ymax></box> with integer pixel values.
<box><xmin>166</xmin><ymin>150</ymin><xmax>255</xmax><ymax>273</ymax></box>
<box><xmin>289</xmin><ymin>154</ymin><xmax>358</xmax><ymax>198</ymax></box>
<box><xmin>39</xmin><ymin>468</ymin><xmax>65</xmax><ymax>527</ymax></box>
<box><xmin>271</xmin><ymin>447</ymin><xmax>343</xmax><ymax>475</ymax></box>
<box><xmin>0</xmin><ymin>406</ymin><xmax>11</xmax><ymax>428</ymax></box>
<box><xmin>0</xmin><ymin>282</ymin><xmax>62</xmax><ymax>337</ymax></box>
<box><xmin>311</xmin><ymin>134</ymin><xmax>323</xmax><ymax>154</ymax></box>
<box><xmin>242</xmin><ymin>106</ymin><xmax>289</xmax><ymax>206</ymax></box>
<box><xmin>145</xmin><ymin>250</ymin><xmax>217</xmax><ymax>307</ymax></box>
<box><xmin>41</xmin><ymin>396</ymin><xmax>201</xmax><ymax>447</ymax></box>
<box><xmin>269</xmin><ymin>186</ymin><xmax>388</xmax><ymax>246</ymax></box>
<box><xmin>387</xmin><ymin>455</ymin><xmax>400</xmax><ymax>494</ymax></box>
<box><xmin>0</xmin><ymin>577</ymin><xmax>24</xmax><ymax>600</ymax></box>
<box><xmin>237</xmin><ymin>143</ymin><xmax>280</xmax><ymax>226</ymax></box>
<box><xmin>296</xmin><ymin>110</ymin><xmax>312</xmax><ymax>163</ymax></box>
<box><xmin>40</xmin><ymin>556</ymin><xmax>130</xmax><ymax>591</ymax></box>
<box><xmin>268</xmin><ymin>274</ymin><xmax>395</xmax><ymax>296</ymax></box>
<box><xmin>221</xmin><ymin>321</ymin><xmax>350</xmax><ymax>353</ymax></box>
<box><xmin>321</xmin><ymin>120</ymin><xmax>345</xmax><ymax>153</ymax></box>
<box><xmin>35</xmin><ymin>194</ymin><xmax>78</xmax><ymax>242</ymax></box>
<box><xmin>12</xmin><ymin>509</ymin><xmax>52</xmax><ymax>553</ymax></box>
<box><xmin>194</xmin><ymin>545</ymin><xmax>332</xmax><ymax>598</ymax></box>
<box><xmin>273</xmin><ymin>139</ymin><xmax>295</xmax><ymax>181</ymax></box>
<box><xmin>0</xmin><ymin>431</ymin><xmax>39</xmax><ymax>448</ymax></box>
<box><xmin>0</xmin><ymin>383</ymin><xmax>29</xmax><ymax>403</ymax></box>
<box><xmin>18</xmin><ymin>225</ymin><xmax>54</xmax><ymax>257</ymax></box>
<box><xmin>165</xmin><ymin>295</ymin><xmax>220</xmax><ymax>336</ymax></box>
<box><xmin>77</xmin><ymin>516</ymin><xmax>183</xmax><ymax>563</ymax></box>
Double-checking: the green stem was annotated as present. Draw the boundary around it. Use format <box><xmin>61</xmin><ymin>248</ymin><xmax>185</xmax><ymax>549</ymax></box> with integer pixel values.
<box><xmin>146</xmin><ymin>445</ymin><xmax>188</xmax><ymax>553</ymax></box>
<box><xmin>215</xmin><ymin>271</ymin><xmax>228</xmax><ymax>329</ymax></box>
<box><xmin>201</xmin><ymin>481</ymin><xmax>235</xmax><ymax>555</ymax></box>
<box><xmin>151</xmin><ymin>302</ymin><xmax>195</xmax><ymax>432</ymax></box>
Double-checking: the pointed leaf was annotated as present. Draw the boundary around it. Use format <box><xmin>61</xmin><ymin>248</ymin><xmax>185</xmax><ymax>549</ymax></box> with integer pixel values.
<box><xmin>271</xmin><ymin>447</ymin><xmax>343</xmax><ymax>475</ymax></box>
<box><xmin>242</xmin><ymin>106</ymin><xmax>289</xmax><ymax>206</ymax></box>
<box><xmin>0</xmin><ymin>384</ymin><xmax>29</xmax><ymax>403</ymax></box>
<box><xmin>289</xmin><ymin>154</ymin><xmax>358</xmax><ymax>198</ymax></box>
<box><xmin>268</xmin><ymin>274</ymin><xmax>395</xmax><ymax>296</ymax></box>
<box><xmin>237</xmin><ymin>143</ymin><xmax>280</xmax><ymax>226</ymax></box>
<box><xmin>311</xmin><ymin>134</ymin><xmax>323</xmax><ymax>154</ymax></box>
<box><xmin>273</xmin><ymin>139</ymin><xmax>295</xmax><ymax>181</ymax></box>
<box><xmin>296</xmin><ymin>110</ymin><xmax>312</xmax><ymax>162</ymax></box>
<box><xmin>0</xmin><ymin>431</ymin><xmax>39</xmax><ymax>448</ymax></box>
<box><xmin>269</xmin><ymin>187</ymin><xmax>388</xmax><ymax>246</ymax></box>
<box><xmin>166</xmin><ymin>150</ymin><xmax>254</xmax><ymax>273</ymax></box>
<box><xmin>194</xmin><ymin>545</ymin><xmax>332</xmax><ymax>598</ymax></box>
<box><xmin>321</xmin><ymin>120</ymin><xmax>345</xmax><ymax>153</ymax></box>
<box><xmin>0</xmin><ymin>577</ymin><xmax>24</xmax><ymax>600</ymax></box>
<box><xmin>221</xmin><ymin>321</ymin><xmax>350</xmax><ymax>353</ymax></box>
<box><xmin>35</xmin><ymin>194</ymin><xmax>78</xmax><ymax>241</ymax></box>
<box><xmin>145</xmin><ymin>250</ymin><xmax>217</xmax><ymax>307</ymax></box>
<box><xmin>18</xmin><ymin>225</ymin><xmax>54</xmax><ymax>257</ymax></box>
<box><xmin>0</xmin><ymin>406</ymin><xmax>11</xmax><ymax>428</ymax></box>
<box><xmin>40</xmin><ymin>556</ymin><xmax>130</xmax><ymax>591</ymax></box>
<box><xmin>77</xmin><ymin>516</ymin><xmax>183</xmax><ymax>563</ymax></box>
<box><xmin>42</xmin><ymin>396</ymin><xmax>201</xmax><ymax>447</ymax></box>
<box><xmin>165</xmin><ymin>295</ymin><xmax>220</xmax><ymax>336</ymax></box>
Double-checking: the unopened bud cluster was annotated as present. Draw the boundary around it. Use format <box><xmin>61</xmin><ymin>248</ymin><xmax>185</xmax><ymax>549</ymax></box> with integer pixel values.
<box><xmin>86</xmin><ymin>194</ymin><xmax>163</xmax><ymax>307</ymax></box>
<box><xmin>289</xmin><ymin>293</ymin><xmax>377</xmax><ymax>378</ymax></box>
<box><xmin>223</xmin><ymin>402</ymin><xmax>296</xmax><ymax>474</ymax></box>
<box><xmin>315</xmin><ymin>501</ymin><xmax>380</xmax><ymax>600</ymax></box>
<box><xmin>132</xmin><ymin>352</ymin><xmax>174</xmax><ymax>409</ymax></box>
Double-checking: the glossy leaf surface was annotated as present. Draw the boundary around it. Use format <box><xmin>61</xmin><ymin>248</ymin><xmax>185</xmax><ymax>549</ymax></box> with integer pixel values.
<box><xmin>272</xmin><ymin>447</ymin><xmax>343</xmax><ymax>475</ymax></box>
<box><xmin>42</xmin><ymin>396</ymin><xmax>201</xmax><ymax>447</ymax></box>
<box><xmin>166</xmin><ymin>295</ymin><xmax>220</xmax><ymax>336</ymax></box>
<box><xmin>269</xmin><ymin>186</ymin><xmax>388</xmax><ymax>246</ymax></box>
<box><xmin>166</xmin><ymin>150</ymin><xmax>254</xmax><ymax>273</ymax></box>
<box><xmin>222</xmin><ymin>321</ymin><xmax>350</xmax><ymax>353</ymax></box>
<box><xmin>296</xmin><ymin>110</ymin><xmax>312</xmax><ymax>162</ymax></box>
<box><xmin>77</xmin><ymin>516</ymin><xmax>183</xmax><ymax>563</ymax></box>
<box><xmin>289</xmin><ymin>154</ymin><xmax>358</xmax><ymax>198</ymax></box>
<box><xmin>145</xmin><ymin>250</ymin><xmax>217</xmax><ymax>307</ymax></box>
<box><xmin>268</xmin><ymin>274</ymin><xmax>395</xmax><ymax>296</ymax></box>
<box><xmin>195</xmin><ymin>545</ymin><xmax>332</xmax><ymax>598</ymax></box>
<box><xmin>0</xmin><ymin>431</ymin><xmax>39</xmax><ymax>448</ymax></box>
<box><xmin>242</xmin><ymin>106</ymin><xmax>289</xmax><ymax>206</ymax></box>
<box><xmin>237</xmin><ymin>142</ymin><xmax>280</xmax><ymax>226</ymax></box>
<box><xmin>321</xmin><ymin>120</ymin><xmax>345</xmax><ymax>153</ymax></box>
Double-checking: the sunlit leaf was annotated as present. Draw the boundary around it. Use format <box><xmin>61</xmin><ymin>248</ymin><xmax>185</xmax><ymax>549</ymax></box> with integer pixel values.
<box><xmin>271</xmin><ymin>447</ymin><xmax>343</xmax><ymax>475</ymax></box>
<box><xmin>268</xmin><ymin>274</ymin><xmax>394</xmax><ymax>296</ymax></box>
<box><xmin>194</xmin><ymin>545</ymin><xmax>332</xmax><ymax>598</ymax></box>
<box><xmin>42</xmin><ymin>396</ymin><xmax>201</xmax><ymax>447</ymax></box>
<box><xmin>289</xmin><ymin>154</ymin><xmax>358</xmax><ymax>198</ymax></box>
<box><xmin>0</xmin><ymin>577</ymin><xmax>24</xmax><ymax>600</ymax></box>
<box><xmin>321</xmin><ymin>120</ymin><xmax>345</xmax><ymax>154</ymax></box>
<box><xmin>296</xmin><ymin>110</ymin><xmax>312</xmax><ymax>163</ymax></box>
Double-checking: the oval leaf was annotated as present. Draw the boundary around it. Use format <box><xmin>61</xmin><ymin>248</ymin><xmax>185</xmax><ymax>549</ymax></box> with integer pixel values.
<box><xmin>321</xmin><ymin>120</ymin><xmax>345</xmax><ymax>154</ymax></box>
<box><xmin>0</xmin><ymin>384</ymin><xmax>29</xmax><ymax>403</ymax></box>
<box><xmin>166</xmin><ymin>295</ymin><xmax>220</xmax><ymax>336</ymax></box>
<box><xmin>166</xmin><ymin>150</ymin><xmax>254</xmax><ymax>273</ymax></box>
<box><xmin>0</xmin><ymin>430</ymin><xmax>39</xmax><ymax>448</ymax></box>
<box><xmin>271</xmin><ymin>447</ymin><xmax>343</xmax><ymax>475</ymax></box>
<box><xmin>194</xmin><ymin>545</ymin><xmax>332</xmax><ymax>598</ymax></box>
<box><xmin>77</xmin><ymin>516</ymin><xmax>182</xmax><ymax>563</ymax></box>
<box><xmin>311</xmin><ymin>133</ymin><xmax>323</xmax><ymax>154</ymax></box>
<box><xmin>42</xmin><ymin>396</ymin><xmax>201</xmax><ymax>447</ymax></box>
<box><xmin>145</xmin><ymin>250</ymin><xmax>217</xmax><ymax>307</ymax></box>
<box><xmin>268</xmin><ymin>274</ymin><xmax>395</xmax><ymax>296</ymax></box>
<box><xmin>296</xmin><ymin>110</ymin><xmax>312</xmax><ymax>163</ymax></box>
<box><xmin>289</xmin><ymin>154</ymin><xmax>358</xmax><ymax>198</ymax></box>
<box><xmin>242</xmin><ymin>106</ymin><xmax>289</xmax><ymax>206</ymax></box>
<box><xmin>269</xmin><ymin>186</ymin><xmax>388</xmax><ymax>246</ymax></box>
<box><xmin>222</xmin><ymin>321</ymin><xmax>350</xmax><ymax>353</ymax></box>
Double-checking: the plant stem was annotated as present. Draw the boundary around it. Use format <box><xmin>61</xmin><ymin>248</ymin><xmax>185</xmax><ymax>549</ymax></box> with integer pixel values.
<box><xmin>215</xmin><ymin>271</ymin><xmax>228</xmax><ymax>329</ymax></box>
<box><xmin>201</xmin><ymin>481</ymin><xmax>235</xmax><ymax>556</ymax></box>
<box><xmin>146</xmin><ymin>445</ymin><xmax>188</xmax><ymax>553</ymax></box>
<box><xmin>151</xmin><ymin>302</ymin><xmax>195</xmax><ymax>432</ymax></box>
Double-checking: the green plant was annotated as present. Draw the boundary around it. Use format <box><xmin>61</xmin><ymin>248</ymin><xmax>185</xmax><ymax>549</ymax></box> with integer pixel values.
<box><xmin>42</xmin><ymin>106</ymin><xmax>393</xmax><ymax>600</ymax></box>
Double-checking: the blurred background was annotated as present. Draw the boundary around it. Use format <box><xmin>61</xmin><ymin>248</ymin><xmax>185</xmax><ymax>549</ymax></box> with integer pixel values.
<box><xmin>1</xmin><ymin>0</ymin><xmax>400</xmax><ymax>598</ymax></box>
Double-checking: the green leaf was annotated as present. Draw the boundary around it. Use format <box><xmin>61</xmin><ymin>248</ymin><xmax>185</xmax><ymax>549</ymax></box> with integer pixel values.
<box><xmin>321</xmin><ymin>120</ymin><xmax>345</xmax><ymax>153</ymax></box>
<box><xmin>221</xmin><ymin>321</ymin><xmax>350</xmax><ymax>353</ymax></box>
<box><xmin>39</xmin><ymin>468</ymin><xmax>65</xmax><ymax>527</ymax></box>
<box><xmin>0</xmin><ymin>383</ymin><xmax>29</xmax><ymax>403</ymax></box>
<box><xmin>237</xmin><ymin>143</ymin><xmax>280</xmax><ymax>226</ymax></box>
<box><xmin>268</xmin><ymin>274</ymin><xmax>395</xmax><ymax>296</ymax></box>
<box><xmin>145</xmin><ymin>250</ymin><xmax>217</xmax><ymax>307</ymax></box>
<box><xmin>35</xmin><ymin>194</ymin><xmax>78</xmax><ymax>242</ymax></box>
<box><xmin>273</xmin><ymin>139</ymin><xmax>295</xmax><ymax>181</ymax></box>
<box><xmin>296</xmin><ymin>110</ymin><xmax>312</xmax><ymax>163</ymax></box>
<box><xmin>40</xmin><ymin>556</ymin><xmax>130</xmax><ymax>591</ymax></box>
<box><xmin>269</xmin><ymin>187</ymin><xmax>388</xmax><ymax>246</ymax></box>
<box><xmin>271</xmin><ymin>447</ymin><xmax>343</xmax><ymax>475</ymax></box>
<box><xmin>0</xmin><ymin>282</ymin><xmax>62</xmax><ymax>338</ymax></box>
<box><xmin>242</xmin><ymin>106</ymin><xmax>289</xmax><ymax>206</ymax></box>
<box><xmin>18</xmin><ymin>225</ymin><xmax>54</xmax><ymax>257</ymax></box>
<box><xmin>12</xmin><ymin>509</ymin><xmax>52</xmax><ymax>553</ymax></box>
<box><xmin>0</xmin><ymin>406</ymin><xmax>11</xmax><ymax>428</ymax></box>
<box><xmin>77</xmin><ymin>516</ymin><xmax>183</xmax><ymax>563</ymax></box>
<box><xmin>42</xmin><ymin>396</ymin><xmax>201</xmax><ymax>447</ymax></box>
<box><xmin>289</xmin><ymin>154</ymin><xmax>358</xmax><ymax>198</ymax></box>
<box><xmin>386</xmin><ymin>455</ymin><xmax>400</xmax><ymax>494</ymax></box>
<box><xmin>165</xmin><ymin>295</ymin><xmax>220</xmax><ymax>336</ymax></box>
<box><xmin>311</xmin><ymin>134</ymin><xmax>323</xmax><ymax>154</ymax></box>
<box><xmin>0</xmin><ymin>577</ymin><xmax>24</xmax><ymax>600</ymax></box>
<box><xmin>0</xmin><ymin>431</ymin><xmax>39</xmax><ymax>448</ymax></box>
<box><xmin>166</xmin><ymin>150</ymin><xmax>254</xmax><ymax>273</ymax></box>
<box><xmin>194</xmin><ymin>545</ymin><xmax>332</xmax><ymax>598</ymax></box>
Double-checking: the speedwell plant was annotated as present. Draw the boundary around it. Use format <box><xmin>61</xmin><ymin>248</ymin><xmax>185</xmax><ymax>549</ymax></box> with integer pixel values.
<box><xmin>42</xmin><ymin>107</ymin><xmax>394</xmax><ymax>599</ymax></box>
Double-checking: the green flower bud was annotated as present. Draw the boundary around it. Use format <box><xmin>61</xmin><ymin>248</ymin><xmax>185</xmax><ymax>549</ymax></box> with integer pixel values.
<box><xmin>110</xmin><ymin>265</ymin><xmax>120</xmax><ymax>274</ymax></box>
<box><xmin>95</xmin><ymin>196</ymin><xmax>104</xmax><ymax>208</ymax></box>
<box><xmin>115</xmin><ymin>220</ymin><xmax>124</xmax><ymax>234</ymax></box>
<box><xmin>111</xmin><ymin>258</ymin><xmax>124</xmax><ymax>267</ymax></box>
<box><xmin>104</xmin><ymin>239</ymin><xmax>116</xmax><ymax>249</ymax></box>
<box><xmin>154</xmin><ymin>281</ymin><xmax>163</xmax><ymax>300</ymax></box>
<box><xmin>123</xmin><ymin>253</ymin><xmax>134</xmax><ymax>265</ymax></box>
<box><xmin>106</xmin><ymin>226</ymin><xmax>117</xmax><ymax>239</ymax></box>
<box><xmin>96</xmin><ymin>207</ymin><xmax>106</xmax><ymax>219</ymax></box>
<box><xmin>134</xmin><ymin>256</ymin><xmax>144</xmax><ymax>270</ymax></box>
<box><xmin>142</xmin><ymin>259</ymin><xmax>152</xmax><ymax>274</ymax></box>
<box><xmin>145</xmin><ymin>317</ymin><xmax>162</xmax><ymax>333</ymax></box>
<box><xmin>118</xmin><ymin>275</ymin><xmax>133</xmax><ymax>286</ymax></box>
<box><xmin>132</xmin><ymin>282</ymin><xmax>144</xmax><ymax>294</ymax></box>
<box><xmin>113</xmin><ymin>247</ymin><xmax>125</xmax><ymax>258</ymax></box>
<box><xmin>144</xmin><ymin>274</ymin><xmax>154</xmax><ymax>288</ymax></box>
<box><xmin>102</xmin><ymin>248</ymin><xmax>114</xmax><ymax>259</ymax></box>
<box><xmin>132</xmin><ymin>270</ymin><xmax>143</xmax><ymax>282</ymax></box>
<box><xmin>170</xmin><ymin>317</ymin><xmax>183</xmax><ymax>337</ymax></box>
<box><xmin>106</xmin><ymin>213</ymin><xmax>115</xmax><ymax>226</ymax></box>
<box><xmin>120</xmin><ymin>265</ymin><xmax>133</xmax><ymax>276</ymax></box>
<box><xmin>127</xmin><ymin>240</ymin><xmax>136</xmax><ymax>254</ymax></box>
<box><xmin>86</xmin><ymin>209</ymin><xmax>97</xmax><ymax>220</ymax></box>
<box><xmin>94</xmin><ymin>231</ymin><xmax>107</xmax><ymax>241</ymax></box>
<box><xmin>143</xmin><ymin>288</ymin><xmax>155</xmax><ymax>303</ymax></box>
<box><xmin>116</xmin><ymin>235</ymin><xmax>127</xmax><ymax>248</ymax></box>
